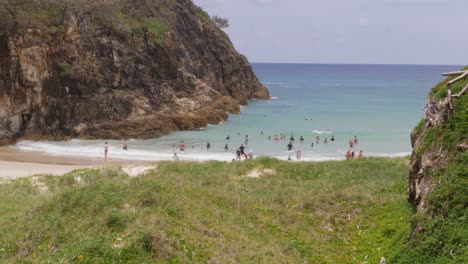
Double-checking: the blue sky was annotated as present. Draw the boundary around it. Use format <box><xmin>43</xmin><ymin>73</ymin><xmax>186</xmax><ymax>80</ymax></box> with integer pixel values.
<box><xmin>193</xmin><ymin>0</ymin><xmax>468</xmax><ymax>65</ymax></box>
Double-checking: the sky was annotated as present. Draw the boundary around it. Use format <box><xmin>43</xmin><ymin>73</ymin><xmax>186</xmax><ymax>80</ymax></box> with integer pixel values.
<box><xmin>193</xmin><ymin>0</ymin><xmax>468</xmax><ymax>65</ymax></box>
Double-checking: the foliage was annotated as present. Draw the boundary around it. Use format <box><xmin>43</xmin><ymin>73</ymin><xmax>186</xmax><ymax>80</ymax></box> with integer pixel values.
<box><xmin>0</xmin><ymin>158</ymin><xmax>412</xmax><ymax>262</ymax></box>
<box><xmin>212</xmin><ymin>15</ymin><xmax>229</xmax><ymax>28</ymax></box>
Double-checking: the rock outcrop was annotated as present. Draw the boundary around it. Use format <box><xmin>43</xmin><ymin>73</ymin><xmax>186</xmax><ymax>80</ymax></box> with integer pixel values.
<box><xmin>407</xmin><ymin>67</ymin><xmax>467</xmax><ymax>248</ymax></box>
<box><xmin>0</xmin><ymin>0</ymin><xmax>269</xmax><ymax>145</ymax></box>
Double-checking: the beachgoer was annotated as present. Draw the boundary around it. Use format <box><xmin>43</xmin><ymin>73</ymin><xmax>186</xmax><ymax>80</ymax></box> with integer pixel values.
<box><xmin>261</xmin><ymin>131</ymin><xmax>264</xmax><ymax>135</ymax></box>
<box><xmin>354</xmin><ymin>136</ymin><xmax>359</xmax><ymax>145</ymax></box>
<box><xmin>296</xmin><ymin>147</ymin><xmax>302</xmax><ymax>160</ymax></box>
<box><xmin>349</xmin><ymin>140</ymin><xmax>354</xmax><ymax>148</ymax></box>
<box><xmin>324</xmin><ymin>137</ymin><xmax>328</xmax><ymax>144</ymax></box>
<box><xmin>244</xmin><ymin>134</ymin><xmax>249</xmax><ymax>145</ymax></box>
<box><xmin>316</xmin><ymin>136</ymin><xmax>320</xmax><ymax>144</ymax></box>
<box><xmin>287</xmin><ymin>141</ymin><xmax>293</xmax><ymax>151</ymax></box>
<box><xmin>248</xmin><ymin>150</ymin><xmax>254</xmax><ymax>159</ymax></box>
<box><xmin>300</xmin><ymin>136</ymin><xmax>304</xmax><ymax>142</ymax></box>
<box><xmin>311</xmin><ymin>142</ymin><xmax>314</xmax><ymax>148</ymax></box>
<box><xmin>173</xmin><ymin>152</ymin><xmax>179</xmax><ymax>161</ymax></box>
<box><xmin>239</xmin><ymin>144</ymin><xmax>246</xmax><ymax>159</ymax></box>
<box><xmin>104</xmin><ymin>142</ymin><xmax>109</xmax><ymax>161</ymax></box>
<box><xmin>225</xmin><ymin>144</ymin><xmax>229</xmax><ymax>151</ymax></box>
<box><xmin>268</xmin><ymin>136</ymin><xmax>271</xmax><ymax>140</ymax></box>
<box><xmin>179</xmin><ymin>141</ymin><xmax>185</xmax><ymax>151</ymax></box>
<box><xmin>331</xmin><ymin>136</ymin><xmax>335</xmax><ymax>142</ymax></box>
<box><xmin>358</xmin><ymin>150</ymin><xmax>363</xmax><ymax>159</ymax></box>
<box><xmin>123</xmin><ymin>138</ymin><xmax>128</xmax><ymax>150</ymax></box>
<box><xmin>345</xmin><ymin>150</ymin><xmax>351</xmax><ymax>160</ymax></box>
<box><xmin>206</xmin><ymin>142</ymin><xmax>210</xmax><ymax>150</ymax></box>
<box><xmin>351</xmin><ymin>151</ymin><xmax>355</xmax><ymax>159</ymax></box>
<box><xmin>226</xmin><ymin>136</ymin><xmax>230</xmax><ymax>140</ymax></box>
<box><xmin>236</xmin><ymin>149</ymin><xmax>241</xmax><ymax>161</ymax></box>
<box><xmin>290</xmin><ymin>135</ymin><xmax>295</xmax><ymax>141</ymax></box>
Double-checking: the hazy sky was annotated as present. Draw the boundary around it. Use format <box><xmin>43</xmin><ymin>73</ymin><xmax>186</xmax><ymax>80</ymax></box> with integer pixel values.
<box><xmin>193</xmin><ymin>0</ymin><xmax>468</xmax><ymax>65</ymax></box>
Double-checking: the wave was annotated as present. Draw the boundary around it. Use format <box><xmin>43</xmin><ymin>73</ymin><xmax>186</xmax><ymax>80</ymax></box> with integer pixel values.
<box><xmin>270</xmin><ymin>96</ymin><xmax>279</xmax><ymax>100</ymax></box>
<box><xmin>312</xmin><ymin>130</ymin><xmax>334</xmax><ymax>134</ymax></box>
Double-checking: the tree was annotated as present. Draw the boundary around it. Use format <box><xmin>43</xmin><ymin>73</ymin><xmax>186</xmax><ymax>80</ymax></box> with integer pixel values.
<box><xmin>211</xmin><ymin>15</ymin><xmax>229</xmax><ymax>29</ymax></box>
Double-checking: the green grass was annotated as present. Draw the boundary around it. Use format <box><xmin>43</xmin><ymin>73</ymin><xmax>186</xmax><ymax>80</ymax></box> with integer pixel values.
<box><xmin>0</xmin><ymin>158</ymin><xmax>413</xmax><ymax>263</ymax></box>
<box><xmin>395</xmin><ymin>68</ymin><xmax>468</xmax><ymax>264</ymax></box>
<box><xmin>116</xmin><ymin>12</ymin><xmax>168</xmax><ymax>45</ymax></box>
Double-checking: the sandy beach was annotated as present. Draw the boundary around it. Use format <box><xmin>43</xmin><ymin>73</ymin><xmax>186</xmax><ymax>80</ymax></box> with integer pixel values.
<box><xmin>0</xmin><ymin>147</ymin><xmax>140</xmax><ymax>179</ymax></box>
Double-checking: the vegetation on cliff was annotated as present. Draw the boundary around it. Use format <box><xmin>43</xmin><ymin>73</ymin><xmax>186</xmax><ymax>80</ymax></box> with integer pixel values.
<box><xmin>0</xmin><ymin>0</ymin><xmax>269</xmax><ymax>145</ymax></box>
<box><xmin>401</xmin><ymin>67</ymin><xmax>467</xmax><ymax>263</ymax></box>
<box><xmin>0</xmin><ymin>158</ymin><xmax>411</xmax><ymax>263</ymax></box>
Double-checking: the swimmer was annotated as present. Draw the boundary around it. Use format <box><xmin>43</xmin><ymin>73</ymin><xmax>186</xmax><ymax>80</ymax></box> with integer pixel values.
<box><xmin>316</xmin><ymin>136</ymin><xmax>320</xmax><ymax>144</ymax></box>
<box><xmin>345</xmin><ymin>150</ymin><xmax>351</xmax><ymax>160</ymax></box>
<box><xmin>206</xmin><ymin>142</ymin><xmax>210</xmax><ymax>150</ymax></box>
<box><xmin>287</xmin><ymin>141</ymin><xmax>293</xmax><ymax>151</ymax></box>
<box><xmin>226</xmin><ymin>136</ymin><xmax>230</xmax><ymax>140</ymax></box>
<box><xmin>331</xmin><ymin>136</ymin><xmax>335</xmax><ymax>142</ymax></box>
<box><xmin>225</xmin><ymin>144</ymin><xmax>229</xmax><ymax>151</ymax></box>
<box><xmin>239</xmin><ymin>144</ymin><xmax>247</xmax><ymax>159</ymax></box>
<box><xmin>349</xmin><ymin>140</ymin><xmax>354</xmax><ymax>148</ymax></box>
<box><xmin>354</xmin><ymin>136</ymin><xmax>359</xmax><ymax>145</ymax></box>
<box><xmin>311</xmin><ymin>142</ymin><xmax>314</xmax><ymax>148</ymax></box>
<box><xmin>268</xmin><ymin>136</ymin><xmax>271</xmax><ymax>140</ymax></box>
<box><xmin>324</xmin><ymin>137</ymin><xmax>328</xmax><ymax>144</ymax></box>
<box><xmin>290</xmin><ymin>135</ymin><xmax>295</xmax><ymax>141</ymax></box>
<box><xmin>299</xmin><ymin>136</ymin><xmax>304</xmax><ymax>142</ymax></box>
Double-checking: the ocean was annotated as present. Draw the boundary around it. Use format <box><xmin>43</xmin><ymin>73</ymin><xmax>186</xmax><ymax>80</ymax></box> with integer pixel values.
<box><xmin>14</xmin><ymin>63</ymin><xmax>461</xmax><ymax>161</ymax></box>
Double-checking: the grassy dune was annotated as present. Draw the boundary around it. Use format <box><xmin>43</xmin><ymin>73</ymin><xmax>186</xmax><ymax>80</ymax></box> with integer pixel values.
<box><xmin>0</xmin><ymin>158</ymin><xmax>412</xmax><ymax>263</ymax></box>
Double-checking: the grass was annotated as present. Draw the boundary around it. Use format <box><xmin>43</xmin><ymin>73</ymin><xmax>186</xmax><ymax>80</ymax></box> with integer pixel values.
<box><xmin>0</xmin><ymin>158</ymin><xmax>413</xmax><ymax>263</ymax></box>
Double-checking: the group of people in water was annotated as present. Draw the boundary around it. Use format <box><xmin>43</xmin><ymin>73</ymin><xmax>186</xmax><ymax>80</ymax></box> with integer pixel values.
<box><xmin>103</xmin><ymin>133</ymin><xmax>364</xmax><ymax>162</ymax></box>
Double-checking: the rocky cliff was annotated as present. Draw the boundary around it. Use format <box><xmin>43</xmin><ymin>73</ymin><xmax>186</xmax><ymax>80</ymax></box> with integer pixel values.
<box><xmin>404</xmin><ymin>67</ymin><xmax>467</xmax><ymax>262</ymax></box>
<box><xmin>0</xmin><ymin>0</ymin><xmax>269</xmax><ymax>145</ymax></box>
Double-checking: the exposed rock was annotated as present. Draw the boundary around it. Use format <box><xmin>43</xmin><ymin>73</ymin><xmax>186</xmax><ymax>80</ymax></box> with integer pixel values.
<box><xmin>0</xmin><ymin>0</ymin><xmax>269</xmax><ymax>145</ymax></box>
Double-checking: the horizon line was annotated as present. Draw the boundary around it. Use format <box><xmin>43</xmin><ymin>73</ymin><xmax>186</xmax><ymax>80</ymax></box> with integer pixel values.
<box><xmin>250</xmin><ymin>62</ymin><xmax>465</xmax><ymax>67</ymax></box>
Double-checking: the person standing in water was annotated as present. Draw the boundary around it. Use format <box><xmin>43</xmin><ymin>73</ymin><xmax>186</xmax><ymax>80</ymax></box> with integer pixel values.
<box><xmin>324</xmin><ymin>137</ymin><xmax>328</xmax><ymax>144</ymax></box>
<box><xmin>104</xmin><ymin>142</ymin><xmax>109</xmax><ymax>161</ymax></box>
<box><xmin>290</xmin><ymin>135</ymin><xmax>295</xmax><ymax>141</ymax></box>
<box><xmin>299</xmin><ymin>136</ymin><xmax>304</xmax><ymax>142</ymax></box>
<box><xmin>179</xmin><ymin>141</ymin><xmax>185</xmax><ymax>151</ymax></box>
<box><xmin>239</xmin><ymin>144</ymin><xmax>246</xmax><ymax>159</ymax></box>
<box><xmin>331</xmin><ymin>136</ymin><xmax>335</xmax><ymax>142</ymax></box>
<box><xmin>244</xmin><ymin>134</ymin><xmax>249</xmax><ymax>145</ymax></box>
<box><xmin>122</xmin><ymin>138</ymin><xmax>128</xmax><ymax>150</ymax></box>
<box><xmin>287</xmin><ymin>141</ymin><xmax>293</xmax><ymax>151</ymax></box>
<box><xmin>349</xmin><ymin>139</ymin><xmax>354</xmax><ymax>148</ymax></box>
<box><xmin>224</xmin><ymin>144</ymin><xmax>228</xmax><ymax>151</ymax></box>
<box><xmin>206</xmin><ymin>142</ymin><xmax>210</xmax><ymax>150</ymax></box>
<box><xmin>354</xmin><ymin>136</ymin><xmax>359</xmax><ymax>145</ymax></box>
<box><xmin>311</xmin><ymin>142</ymin><xmax>314</xmax><ymax>148</ymax></box>
<box><xmin>316</xmin><ymin>136</ymin><xmax>320</xmax><ymax>144</ymax></box>
<box><xmin>296</xmin><ymin>147</ymin><xmax>302</xmax><ymax>160</ymax></box>
<box><xmin>226</xmin><ymin>136</ymin><xmax>230</xmax><ymax>140</ymax></box>
<box><xmin>358</xmin><ymin>150</ymin><xmax>363</xmax><ymax>159</ymax></box>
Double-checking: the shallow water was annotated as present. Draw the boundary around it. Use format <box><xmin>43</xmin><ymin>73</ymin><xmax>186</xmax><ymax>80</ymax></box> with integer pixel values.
<box><xmin>14</xmin><ymin>63</ymin><xmax>460</xmax><ymax>161</ymax></box>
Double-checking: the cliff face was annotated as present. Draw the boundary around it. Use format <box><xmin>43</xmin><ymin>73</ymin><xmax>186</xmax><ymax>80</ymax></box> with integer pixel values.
<box><xmin>0</xmin><ymin>0</ymin><xmax>269</xmax><ymax>144</ymax></box>
<box><xmin>404</xmin><ymin>68</ymin><xmax>467</xmax><ymax>262</ymax></box>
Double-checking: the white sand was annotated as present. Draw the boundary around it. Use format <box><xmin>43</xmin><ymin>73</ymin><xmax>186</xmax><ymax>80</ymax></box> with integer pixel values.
<box><xmin>0</xmin><ymin>161</ymin><xmax>92</xmax><ymax>179</ymax></box>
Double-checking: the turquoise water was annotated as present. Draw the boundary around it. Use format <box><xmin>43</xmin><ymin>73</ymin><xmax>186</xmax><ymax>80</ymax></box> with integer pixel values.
<box><xmin>15</xmin><ymin>63</ymin><xmax>461</xmax><ymax>161</ymax></box>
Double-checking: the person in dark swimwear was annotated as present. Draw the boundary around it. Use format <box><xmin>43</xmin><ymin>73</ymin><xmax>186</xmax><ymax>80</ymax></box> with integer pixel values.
<box><xmin>299</xmin><ymin>136</ymin><xmax>304</xmax><ymax>142</ymax></box>
<box><xmin>290</xmin><ymin>135</ymin><xmax>295</xmax><ymax>141</ymax></box>
<box><xmin>226</xmin><ymin>136</ymin><xmax>230</xmax><ymax>140</ymax></box>
<box><xmin>236</xmin><ymin>149</ymin><xmax>241</xmax><ymax>161</ymax></box>
<box><xmin>311</xmin><ymin>142</ymin><xmax>314</xmax><ymax>148</ymax></box>
<box><xmin>179</xmin><ymin>141</ymin><xmax>185</xmax><ymax>151</ymax></box>
<box><xmin>287</xmin><ymin>141</ymin><xmax>293</xmax><ymax>151</ymax></box>
<box><xmin>351</xmin><ymin>151</ymin><xmax>355</xmax><ymax>159</ymax></box>
<box><xmin>104</xmin><ymin>142</ymin><xmax>109</xmax><ymax>161</ymax></box>
<box><xmin>225</xmin><ymin>144</ymin><xmax>228</xmax><ymax>151</ymax></box>
<box><xmin>123</xmin><ymin>138</ymin><xmax>128</xmax><ymax>150</ymax></box>
<box><xmin>206</xmin><ymin>142</ymin><xmax>210</xmax><ymax>150</ymax></box>
<box><xmin>239</xmin><ymin>144</ymin><xmax>246</xmax><ymax>158</ymax></box>
<box><xmin>331</xmin><ymin>136</ymin><xmax>335</xmax><ymax>142</ymax></box>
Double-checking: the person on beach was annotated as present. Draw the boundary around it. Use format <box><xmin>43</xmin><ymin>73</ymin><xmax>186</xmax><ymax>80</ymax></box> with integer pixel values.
<box><xmin>225</xmin><ymin>144</ymin><xmax>229</xmax><ymax>151</ymax></box>
<box><xmin>226</xmin><ymin>136</ymin><xmax>230</xmax><ymax>140</ymax></box>
<box><xmin>311</xmin><ymin>142</ymin><xmax>314</xmax><ymax>148</ymax></box>
<box><xmin>236</xmin><ymin>149</ymin><xmax>241</xmax><ymax>161</ymax></box>
<box><xmin>296</xmin><ymin>147</ymin><xmax>302</xmax><ymax>160</ymax></box>
<box><xmin>316</xmin><ymin>136</ymin><xmax>320</xmax><ymax>144</ymax></box>
<box><xmin>300</xmin><ymin>136</ymin><xmax>304</xmax><ymax>142</ymax></box>
<box><xmin>173</xmin><ymin>152</ymin><xmax>179</xmax><ymax>161</ymax></box>
<box><xmin>179</xmin><ymin>141</ymin><xmax>185</xmax><ymax>151</ymax></box>
<box><xmin>331</xmin><ymin>136</ymin><xmax>335</xmax><ymax>142</ymax></box>
<box><xmin>104</xmin><ymin>142</ymin><xmax>109</xmax><ymax>161</ymax></box>
<box><xmin>268</xmin><ymin>136</ymin><xmax>271</xmax><ymax>140</ymax></box>
<box><xmin>123</xmin><ymin>138</ymin><xmax>128</xmax><ymax>150</ymax></box>
<box><xmin>351</xmin><ymin>151</ymin><xmax>355</xmax><ymax>159</ymax></box>
<box><xmin>274</xmin><ymin>135</ymin><xmax>279</xmax><ymax>141</ymax></box>
<box><xmin>324</xmin><ymin>137</ymin><xmax>328</xmax><ymax>144</ymax></box>
<box><xmin>358</xmin><ymin>150</ymin><xmax>363</xmax><ymax>159</ymax></box>
<box><xmin>248</xmin><ymin>150</ymin><xmax>254</xmax><ymax>159</ymax></box>
<box><xmin>261</xmin><ymin>131</ymin><xmax>264</xmax><ymax>135</ymax></box>
<box><xmin>349</xmin><ymin>140</ymin><xmax>354</xmax><ymax>148</ymax></box>
<box><xmin>354</xmin><ymin>136</ymin><xmax>359</xmax><ymax>145</ymax></box>
<box><xmin>345</xmin><ymin>149</ymin><xmax>351</xmax><ymax>160</ymax></box>
<box><xmin>287</xmin><ymin>141</ymin><xmax>293</xmax><ymax>151</ymax></box>
<box><xmin>244</xmin><ymin>134</ymin><xmax>249</xmax><ymax>145</ymax></box>
<box><xmin>239</xmin><ymin>144</ymin><xmax>247</xmax><ymax>159</ymax></box>
<box><xmin>290</xmin><ymin>135</ymin><xmax>295</xmax><ymax>141</ymax></box>
<box><xmin>206</xmin><ymin>142</ymin><xmax>210</xmax><ymax>150</ymax></box>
